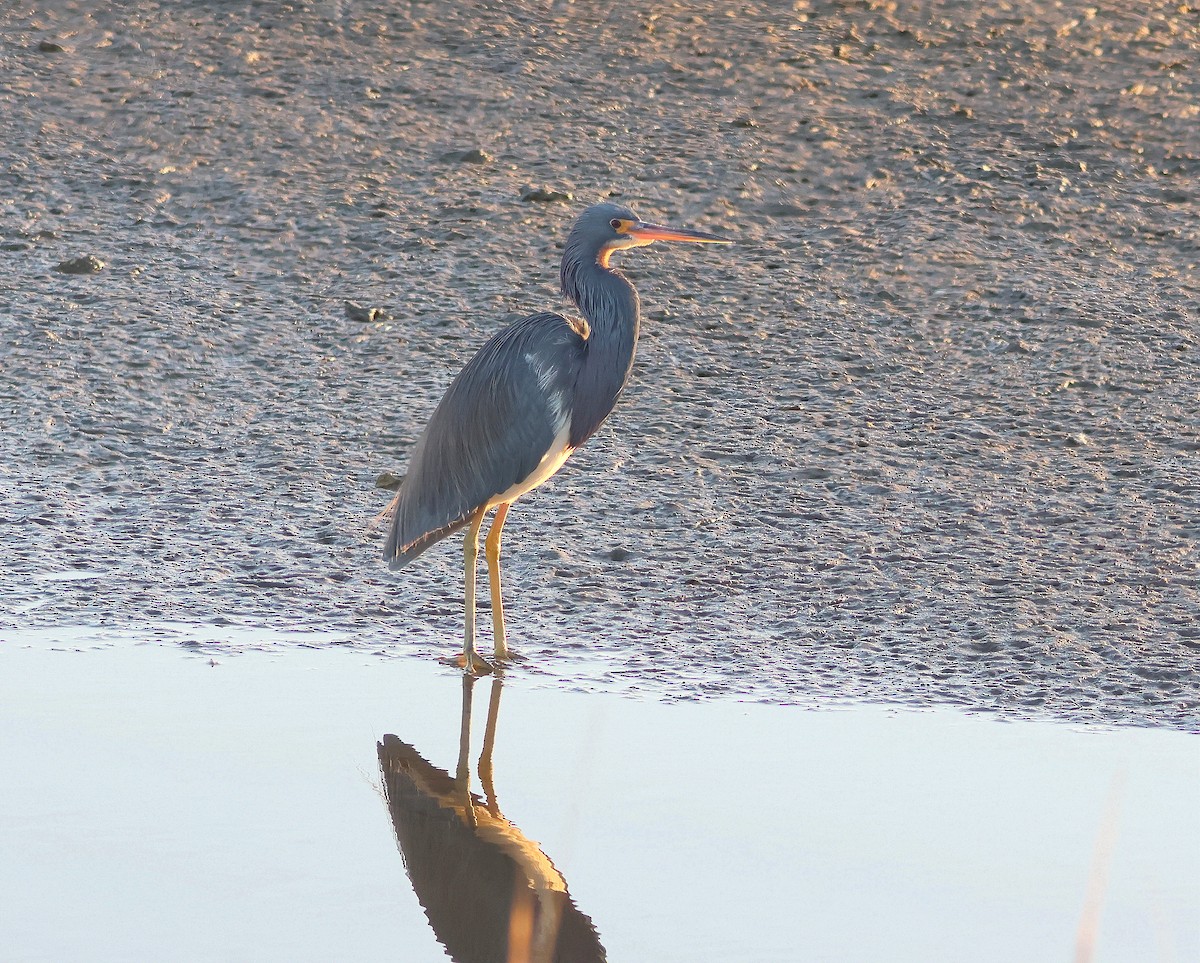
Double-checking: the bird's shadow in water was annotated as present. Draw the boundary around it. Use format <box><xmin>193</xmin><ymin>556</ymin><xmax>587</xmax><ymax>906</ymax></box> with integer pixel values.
<box><xmin>377</xmin><ymin>674</ymin><xmax>607</xmax><ymax>963</ymax></box>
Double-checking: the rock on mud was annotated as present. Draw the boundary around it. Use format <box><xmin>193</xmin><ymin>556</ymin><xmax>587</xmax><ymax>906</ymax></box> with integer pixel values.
<box><xmin>520</xmin><ymin>188</ymin><xmax>573</xmax><ymax>203</ymax></box>
<box><xmin>55</xmin><ymin>255</ymin><xmax>105</xmax><ymax>274</ymax></box>
<box><xmin>344</xmin><ymin>301</ymin><xmax>386</xmax><ymax>322</ymax></box>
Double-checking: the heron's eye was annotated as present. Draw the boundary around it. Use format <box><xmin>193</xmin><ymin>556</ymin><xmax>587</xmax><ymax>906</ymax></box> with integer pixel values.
<box><xmin>610</xmin><ymin>218</ymin><xmax>622</xmax><ymax>230</ymax></box>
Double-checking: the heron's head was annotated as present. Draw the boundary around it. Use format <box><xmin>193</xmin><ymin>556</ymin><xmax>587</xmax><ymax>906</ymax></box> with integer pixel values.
<box><xmin>567</xmin><ymin>202</ymin><xmax>731</xmax><ymax>269</ymax></box>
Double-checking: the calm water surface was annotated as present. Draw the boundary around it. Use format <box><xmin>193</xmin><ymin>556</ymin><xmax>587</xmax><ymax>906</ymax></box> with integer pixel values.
<box><xmin>2</xmin><ymin>631</ymin><xmax>1197</xmax><ymax>962</ymax></box>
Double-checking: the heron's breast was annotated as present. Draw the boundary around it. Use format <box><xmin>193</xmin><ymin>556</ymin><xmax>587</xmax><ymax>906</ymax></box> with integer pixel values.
<box><xmin>490</xmin><ymin>422</ymin><xmax>574</xmax><ymax>506</ymax></box>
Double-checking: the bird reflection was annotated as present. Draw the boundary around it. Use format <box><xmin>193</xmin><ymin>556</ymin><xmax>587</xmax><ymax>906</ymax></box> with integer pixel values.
<box><xmin>378</xmin><ymin>675</ymin><xmax>606</xmax><ymax>963</ymax></box>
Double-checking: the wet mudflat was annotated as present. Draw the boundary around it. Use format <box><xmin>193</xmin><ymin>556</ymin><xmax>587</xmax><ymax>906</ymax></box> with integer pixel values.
<box><xmin>1</xmin><ymin>0</ymin><xmax>1197</xmax><ymax>727</ymax></box>
<box><xmin>2</xmin><ymin>633</ymin><xmax>1198</xmax><ymax>962</ymax></box>
<box><xmin>1</xmin><ymin>2</ymin><xmax>1199</xmax><ymax>956</ymax></box>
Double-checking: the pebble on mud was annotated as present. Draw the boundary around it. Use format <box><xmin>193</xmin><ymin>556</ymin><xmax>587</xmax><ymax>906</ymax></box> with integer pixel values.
<box><xmin>344</xmin><ymin>300</ymin><xmax>386</xmax><ymax>322</ymax></box>
<box><xmin>55</xmin><ymin>255</ymin><xmax>105</xmax><ymax>275</ymax></box>
<box><xmin>440</xmin><ymin>148</ymin><xmax>492</xmax><ymax>165</ymax></box>
<box><xmin>375</xmin><ymin>471</ymin><xmax>405</xmax><ymax>490</ymax></box>
<box><xmin>37</xmin><ymin>40</ymin><xmax>66</xmax><ymax>53</ymax></box>
<box><xmin>520</xmin><ymin>188</ymin><xmax>573</xmax><ymax>203</ymax></box>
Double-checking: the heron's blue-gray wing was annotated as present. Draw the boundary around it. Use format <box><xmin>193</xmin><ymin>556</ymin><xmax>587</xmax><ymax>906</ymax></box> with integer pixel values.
<box><xmin>385</xmin><ymin>312</ymin><xmax>585</xmax><ymax>569</ymax></box>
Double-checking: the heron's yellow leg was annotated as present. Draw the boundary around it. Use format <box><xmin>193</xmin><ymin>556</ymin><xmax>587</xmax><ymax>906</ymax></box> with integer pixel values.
<box><xmin>485</xmin><ymin>502</ymin><xmax>511</xmax><ymax>661</ymax></box>
<box><xmin>457</xmin><ymin>673</ymin><xmax>478</xmax><ymax>829</ymax></box>
<box><xmin>479</xmin><ymin>676</ymin><xmax>503</xmax><ymax>816</ymax></box>
<box><xmin>462</xmin><ymin>509</ymin><xmax>493</xmax><ymax>675</ymax></box>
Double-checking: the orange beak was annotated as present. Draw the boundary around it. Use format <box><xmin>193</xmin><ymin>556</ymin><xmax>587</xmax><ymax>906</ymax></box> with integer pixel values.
<box><xmin>626</xmin><ymin>221</ymin><xmax>731</xmax><ymax>245</ymax></box>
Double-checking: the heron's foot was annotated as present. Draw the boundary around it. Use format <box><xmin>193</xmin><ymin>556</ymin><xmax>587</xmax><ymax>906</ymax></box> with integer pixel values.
<box><xmin>494</xmin><ymin>648</ymin><xmax>527</xmax><ymax>664</ymax></box>
<box><xmin>445</xmin><ymin>650</ymin><xmax>495</xmax><ymax>675</ymax></box>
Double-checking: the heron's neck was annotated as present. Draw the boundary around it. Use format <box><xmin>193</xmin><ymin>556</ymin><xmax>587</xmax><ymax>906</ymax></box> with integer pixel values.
<box><xmin>561</xmin><ymin>256</ymin><xmax>641</xmax><ymax>445</ymax></box>
<box><xmin>562</xmin><ymin>256</ymin><xmax>640</xmax><ymax>337</ymax></box>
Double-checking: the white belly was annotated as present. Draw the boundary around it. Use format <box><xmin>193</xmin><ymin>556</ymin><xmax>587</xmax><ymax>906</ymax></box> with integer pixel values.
<box><xmin>490</xmin><ymin>423</ymin><xmax>574</xmax><ymax>506</ymax></box>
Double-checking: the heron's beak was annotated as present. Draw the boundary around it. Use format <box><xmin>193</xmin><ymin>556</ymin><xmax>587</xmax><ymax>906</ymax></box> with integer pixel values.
<box><xmin>627</xmin><ymin>221</ymin><xmax>731</xmax><ymax>245</ymax></box>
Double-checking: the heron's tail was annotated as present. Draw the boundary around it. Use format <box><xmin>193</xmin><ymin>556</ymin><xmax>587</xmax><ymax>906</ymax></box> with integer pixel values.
<box><xmin>383</xmin><ymin>488</ymin><xmax>471</xmax><ymax>569</ymax></box>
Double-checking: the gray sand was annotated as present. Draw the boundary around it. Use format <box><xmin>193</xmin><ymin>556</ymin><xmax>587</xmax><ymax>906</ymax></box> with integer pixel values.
<box><xmin>1</xmin><ymin>1</ymin><xmax>1197</xmax><ymax>728</ymax></box>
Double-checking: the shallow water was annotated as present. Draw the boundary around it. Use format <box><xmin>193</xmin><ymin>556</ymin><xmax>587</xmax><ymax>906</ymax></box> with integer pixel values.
<box><xmin>2</xmin><ymin>630</ymin><xmax>1197</xmax><ymax>962</ymax></box>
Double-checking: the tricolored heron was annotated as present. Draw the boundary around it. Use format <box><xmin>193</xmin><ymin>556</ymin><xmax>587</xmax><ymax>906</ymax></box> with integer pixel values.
<box><xmin>384</xmin><ymin>202</ymin><xmax>730</xmax><ymax>673</ymax></box>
